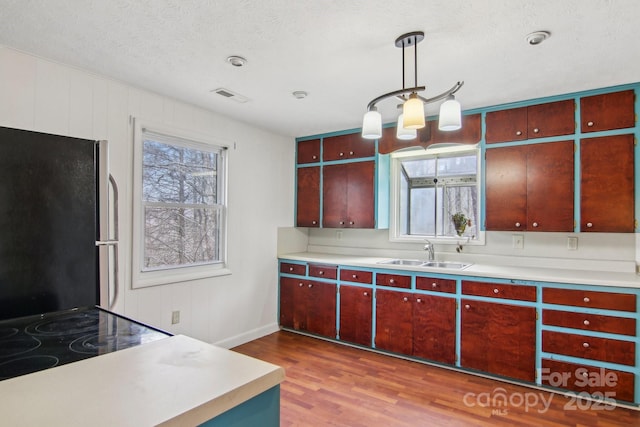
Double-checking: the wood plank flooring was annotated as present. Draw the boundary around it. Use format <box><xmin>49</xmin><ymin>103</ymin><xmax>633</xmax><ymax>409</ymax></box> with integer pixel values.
<box><xmin>232</xmin><ymin>331</ymin><xmax>640</xmax><ymax>427</ymax></box>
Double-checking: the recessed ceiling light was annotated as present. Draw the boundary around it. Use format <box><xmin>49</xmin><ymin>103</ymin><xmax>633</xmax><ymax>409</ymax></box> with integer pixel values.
<box><xmin>525</xmin><ymin>31</ymin><xmax>551</xmax><ymax>46</ymax></box>
<box><xmin>226</xmin><ymin>56</ymin><xmax>247</xmax><ymax>67</ymax></box>
<box><xmin>292</xmin><ymin>91</ymin><xmax>308</xmax><ymax>99</ymax></box>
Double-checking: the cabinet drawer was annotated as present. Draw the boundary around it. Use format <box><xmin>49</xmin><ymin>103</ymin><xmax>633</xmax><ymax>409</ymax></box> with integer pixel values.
<box><xmin>542</xmin><ymin>331</ymin><xmax>635</xmax><ymax>366</ymax></box>
<box><xmin>541</xmin><ymin>358</ymin><xmax>635</xmax><ymax>403</ymax></box>
<box><xmin>376</xmin><ymin>273</ymin><xmax>411</xmax><ymax>289</ymax></box>
<box><xmin>280</xmin><ymin>262</ymin><xmax>306</xmax><ymax>276</ymax></box>
<box><xmin>543</xmin><ymin>309</ymin><xmax>636</xmax><ymax>336</ymax></box>
<box><xmin>340</xmin><ymin>269</ymin><xmax>373</xmax><ymax>284</ymax></box>
<box><xmin>543</xmin><ymin>288</ymin><xmax>636</xmax><ymax>312</ymax></box>
<box><xmin>308</xmin><ymin>264</ymin><xmax>337</xmax><ymax>280</ymax></box>
<box><xmin>462</xmin><ymin>281</ymin><xmax>536</xmax><ymax>302</ymax></box>
<box><xmin>416</xmin><ymin>276</ymin><xmax>456</xmax><ymax>294</ymax></box>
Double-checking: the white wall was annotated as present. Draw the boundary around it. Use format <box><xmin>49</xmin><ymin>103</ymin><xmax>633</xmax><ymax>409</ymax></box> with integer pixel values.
<box><xmin>0</xmin><ymin>46</ymin><xmax>295</xmax><ymax>347</ymax></box>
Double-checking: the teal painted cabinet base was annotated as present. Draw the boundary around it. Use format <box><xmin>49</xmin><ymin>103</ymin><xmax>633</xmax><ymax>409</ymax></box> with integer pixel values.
<box><xmin>198</xmin><ymin>385</ymin><xmax>280</xmax><ymax>427</ymax></box>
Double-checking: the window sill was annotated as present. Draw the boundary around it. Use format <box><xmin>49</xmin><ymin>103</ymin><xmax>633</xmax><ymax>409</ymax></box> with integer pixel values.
<box><xmin>132</xmin><ymin>265</ymin><xmax>231</xmax><ymax>289</ymax></box>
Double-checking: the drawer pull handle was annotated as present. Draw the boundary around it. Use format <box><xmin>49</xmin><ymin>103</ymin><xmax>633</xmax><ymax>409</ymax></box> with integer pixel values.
<box><xmin>515</xmin><ymin>222</ymin><xmax>521</xmax><ymax>228</ymax></box>
<box><xmin>389</xmin><ymin>279</ymin><xmax>395</xmax><ymax>284</ymax></box>
<box><xmin>363</xmin><ymin>291</ymin><xmax>368</xmax><ymax>296</ymax></box>
<box><xmin>493</xmin><ymin>288</ymin><xmax>499</xmax><ymax>294</ymax></box>
<box><xmin>532</xmin><ymin>222</ymin><xmax>539</xmax><ymax>228</ymax></box>
<box><xmin>465</xmin><ymin>304</ymin><xmax>470</xmax><ymax>310</ymax></box>
<box><xmin>299</xmin><ymin>283</ymin><xmax>304</xmax><ymax>287</ymax></box>
<box><xmin>319</xmin><ymin>271</ymin><xmax>324</xmax><ymax>275</ymax></box>
<box><xmin>349</xmin><ymin>151</ymin><xmax>354</xmax><ymax>155</ymax></box>
<box><xmin>312</xmin><ymin>220</ymin><xmax>317</xmax><ymax>225</ymax></box>
<box><xmin>583</xmin><ymin>297</ymin><xmax>590</xmax><ymax>303</ymax></box>
<box><xmin>516</xmin><ymin>131</ymin><xmax>522</xmax><ymax>136</ymax></box>
<box><xmin>583</xmin><ymin>342</ymin><xmax>590</xmax><ymax>348</ymax></box>
<box><xmin>586</xmin><ymin>222</ymin><xmax>593</xmax><ymax>228</ymax></box>
<box><xmin>587</xmin><ymin>121</ymin><xmax>594</xmax><ymax>127</ymax></box>
<box><xmin>533</xmin><ymin>128</ymin><xmax>540</xmax><ymax>134</ymax></box>
<box><xmin>403</xmin><ymin>297</ymin><xmax>409</xmax><ymax>302</ymax></box>
<box><xmin>352</xmin><ymin>274</ymin><xmax>357</xmax><ymax>279</ymax></box>
<box><xmin>583</xmin><ymin>319</ymin><xmax>590</xmax><ymax>326</ymax></box>
<box><xmin>581</xmin><ymin>371</ymin><xmax>589</xmax><ymax>377</ymax></box>
<box><xmin>289</xmin><ymin>267</ymin><xmax>294</xmax><ymax>271</ymax></box>
<box><xmin>432</xmin><ymin>283</ymin><xmax>437</xmax><ymax>288</ymax></box>
<box><xmin>349</xmin><ymin>221</ymin><xmax>354</xmax><ymax>225</ymax></box>
<box><xmin>339</xmin><ymin>221</ymin><xmax>345</xmax><ymax>225</ymax></box>
<box><xmin>339</xmin><ymin>152</ymin><xmax>344</xmax><ymax>157</ymax></box>
<box><xmin>308</xmin><ymin>284</ymin><xmax>313</xmax><ymax>288</ymax></box>
<box><xmin>416</xmin><ymin>298</ymin><xmax>422</xmax><ymax>303</ymax></box>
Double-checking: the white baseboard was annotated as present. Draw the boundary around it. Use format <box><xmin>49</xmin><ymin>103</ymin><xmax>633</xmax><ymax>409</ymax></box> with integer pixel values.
<box><xmin>213</xmin><ymin>322</ymin><xmax>280</xmax><ymax>349</ymax></box>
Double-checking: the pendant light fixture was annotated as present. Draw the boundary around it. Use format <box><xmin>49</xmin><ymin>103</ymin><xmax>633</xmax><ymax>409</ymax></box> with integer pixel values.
<box><xmin>362</xmin><ymin>31</ymin><xmax>464</xmax><ymax>139</ymax></box>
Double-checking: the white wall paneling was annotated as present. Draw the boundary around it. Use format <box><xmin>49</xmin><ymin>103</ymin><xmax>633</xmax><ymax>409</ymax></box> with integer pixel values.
<box><xmin>0</xmin><ymin>46</ymin><xmax>295</xmax><ymax>346</ymax></box>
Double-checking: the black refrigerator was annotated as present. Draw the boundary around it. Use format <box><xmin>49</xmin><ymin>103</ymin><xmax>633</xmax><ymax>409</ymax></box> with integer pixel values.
<box><xmin>0</xmin><ymin>126</ymin><xmax>117</xmax><ymax>321</ymax></box>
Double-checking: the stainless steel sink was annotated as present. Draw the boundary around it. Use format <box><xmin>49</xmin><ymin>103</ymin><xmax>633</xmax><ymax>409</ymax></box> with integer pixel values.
<box><xmin>378</xmin><ymin>259</ymin><xmax>424</xmax><ymax>266</ymax></box>
<box><xmin>378</xmin><ymin>259</ymin><xmax>472</xmax><ymax>270</ymax></box>
<box><xmin>421</xmin><ymin>261</ymin><xmax>471</xmax><ymax>270</ymax></box>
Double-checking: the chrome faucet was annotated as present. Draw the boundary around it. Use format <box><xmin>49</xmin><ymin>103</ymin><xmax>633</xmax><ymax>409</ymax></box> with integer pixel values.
<box><xmin>424</xmin><ymin>240</ymin><xmax>435</xmax><ymax>261</ymax></box>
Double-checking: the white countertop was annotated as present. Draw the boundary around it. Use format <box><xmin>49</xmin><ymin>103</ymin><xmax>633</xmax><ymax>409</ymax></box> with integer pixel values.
<box><xmin>0</xmin><ymin>334</ymin><xmax>285</xmax><ymax>427</ymax></box>
<box><xmin>280</xmin><ymin>252</ymin><xmax>640</xmax><ymax>289</ymax></box>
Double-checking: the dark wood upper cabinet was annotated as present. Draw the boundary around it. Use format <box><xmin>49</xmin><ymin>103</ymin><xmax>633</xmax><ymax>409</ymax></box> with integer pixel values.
<box><xmin>580</xmin><ymin>134</ymin><xmax>635</xmax><ymax>232</ymax></box>
<box><xmin>323</xmin><ymin>133</ymin><xmax>375</xmax><ymax>161</ymax></box>
<box><xmin>322</xmin><ymin>161</ymin><xmax>375</xmax><ymax>228</ymax></box>
<box><xmin>378</xmin><ymin>113</ymin><xmax>481</xmax><ymax>154</ymax></box>
<box><xmin>485</xmin><ymin>140</ymin><xmax>574</xmax><ymax>231</ymax></box>
<box><xmin>485</xmin><ymin>99</ymin><xmax>575</xmax><ymax>144</ymax></box>
<box><xmin>460</xmin><ymin>298</ymin><xmax>536</xmax><ymax>383</ymax></box>
<box><xmin>485</xmin><ymin>145</ymin><xmax>527</xmax><ymax>231</ymax></box>
<box><xmin>581</xmin><ymin>90</ymin><xmax>636</xmax><ymax>133</ymax></box>
<box><xmin>296</xmin><ymin>166</ymin><xmax>320</xmax><ymax>227</ymax></box>
<box><xmin>525</xmin><ymin>140</ymin><xmax>574</xmax><ymax>231</ymax></box>
<box><xmin>296</xmin><ymin>139</ymin><xmax>320</xmax><ymax>164</ymax></box>
<box><xmin>526</xmin><ymin>99</ymin><xmax>575</xmax><ymax>139</ymax></box>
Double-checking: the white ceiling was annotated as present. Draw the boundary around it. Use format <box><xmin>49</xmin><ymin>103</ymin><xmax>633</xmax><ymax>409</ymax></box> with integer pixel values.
<box><xmin>1</xmin><ymin>0</ymin><xmax>638</xmax><ymax>138</ymax></box>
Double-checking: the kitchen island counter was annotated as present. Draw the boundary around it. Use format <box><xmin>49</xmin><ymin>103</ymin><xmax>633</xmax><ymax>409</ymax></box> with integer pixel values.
<box><xmin>0</xmin><ymin>334</ymin><xmax>284</xmax><ymax>426</ymax></box>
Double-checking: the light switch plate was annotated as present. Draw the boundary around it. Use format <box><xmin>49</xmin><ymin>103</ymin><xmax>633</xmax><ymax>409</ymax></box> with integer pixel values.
<box><xmin>567</xmin><ymin>236</ymin><xmax>578</xmax><ymax>250</ymax></box>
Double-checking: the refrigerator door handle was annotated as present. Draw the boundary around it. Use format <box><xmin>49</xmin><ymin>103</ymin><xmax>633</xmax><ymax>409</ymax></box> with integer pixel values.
<box><xmin>96</xmin><ymin>173</ymin><xmax>120</xmax><ymax>310</ymax></box>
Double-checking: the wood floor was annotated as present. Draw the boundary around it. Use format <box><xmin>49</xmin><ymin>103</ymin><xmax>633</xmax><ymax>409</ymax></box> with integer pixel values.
<box><xmin>232</xmin><ymin>331</ymin><xmax>640</xmax><ymax>427</ymax></box>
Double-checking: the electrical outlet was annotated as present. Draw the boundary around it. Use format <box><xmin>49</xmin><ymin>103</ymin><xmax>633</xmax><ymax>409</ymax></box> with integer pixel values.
<box><xmin>567</xmin><ymin>236</ymin><xmax>578</xmax><ymax>250</ymax></box>
<box><xmin>512</xmin><ymin>234</ymin><xmax>524</xmax><ymax>249</ymax></box>
<box><xmin>171</xmin><ymin>310</ymin><xmax>180</xmax><ymax>325</ymax></box>
<box><xmin>336</xmin><ymin>230</ymin><xmax>342</xmax><ymax>240</ymax></box>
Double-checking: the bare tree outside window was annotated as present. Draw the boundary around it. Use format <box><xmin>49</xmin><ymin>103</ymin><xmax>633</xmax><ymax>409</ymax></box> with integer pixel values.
<box><xmin>141</xmin><ymin>134</ymin><xmax>224</xmax><ymax>270</ymax></box>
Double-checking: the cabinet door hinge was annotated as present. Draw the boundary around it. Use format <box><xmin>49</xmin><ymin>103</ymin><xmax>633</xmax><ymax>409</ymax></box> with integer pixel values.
<box><xmin>635</xmin><ymin>219</ymin><xmax>638</xmax><ymax>229</ymax></box>
<box><xmin>535</xmin><ymin>310</ymin><xmax>539</xmax><ymax>321</ymax></box>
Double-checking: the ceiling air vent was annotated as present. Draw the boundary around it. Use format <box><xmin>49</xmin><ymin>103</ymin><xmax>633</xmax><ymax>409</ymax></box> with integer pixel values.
<box><xmin>211</xmin><ymin>88</ymin><xmax>249</xmax><ymax>103</ymax></box>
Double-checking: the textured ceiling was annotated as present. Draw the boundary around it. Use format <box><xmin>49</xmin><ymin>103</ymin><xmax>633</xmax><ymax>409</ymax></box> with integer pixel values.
<box><xmin>0</xmin><ymin>0</ymin><xmax>638</xmax><ymax>138</ymax></box>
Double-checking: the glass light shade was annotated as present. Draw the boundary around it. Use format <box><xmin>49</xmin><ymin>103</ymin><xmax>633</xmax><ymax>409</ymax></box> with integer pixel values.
<box><xmin>396</xmin><ymin>114</ymin><xmax>417</xmax><ymax>140</ymax></box>
<box><xmin>402</xmin><ymin>94</ymin><xmax>425</xmax><ymax>129</ymax></box>
<box><xmin>361</xmin><ymin>110</ymin><xmax>382</xmax><ymax>139</ymax></box>
<box><xmin>438</xmin><ymin>97</ymin><xmax>462</xmax><ymax>131</ymax></box>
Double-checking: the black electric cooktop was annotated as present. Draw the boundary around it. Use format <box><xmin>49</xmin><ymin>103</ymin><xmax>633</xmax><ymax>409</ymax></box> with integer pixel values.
<box><xmin>0</xmin><ymin>307</ymin><xmax>170</xmax><ymax>381</ymax></box>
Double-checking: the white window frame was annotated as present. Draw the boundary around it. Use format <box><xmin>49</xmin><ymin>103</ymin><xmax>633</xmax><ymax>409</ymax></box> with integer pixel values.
<box><xmin>132</xmin><ymin>119</ymin><xmax>230</xmax><ymax>288</ymax></box>
<box><xmin>389</xmin><ymin>144</ymin><xmax>485</xmax><ymax>245</ymax></box>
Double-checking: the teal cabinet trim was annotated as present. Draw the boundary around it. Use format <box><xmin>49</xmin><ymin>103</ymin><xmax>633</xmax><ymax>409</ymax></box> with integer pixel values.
<box><xmin>198</xmin><ymin>385</ymin><xmax>280</xmax><ymax>427</ymax></box>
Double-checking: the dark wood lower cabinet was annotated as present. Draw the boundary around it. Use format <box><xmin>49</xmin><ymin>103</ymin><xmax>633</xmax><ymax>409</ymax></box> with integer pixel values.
<box><xmin>374</xmin><ymin>290</ymin><xmax>413</xmax><ymax>355</ymax></box>
<box><xmin>460</xmin><ymin>299</ymin><xmax>536</xmax><ymax>382</ymax></box>
<box><xmin>279</xmin><ymin>277</ymin><xmax>336</xmax><ymax>338</ymax></box>
<box><xmin>375</xmin><ymin>290</ymin><xmax>456</xmax><ymax>364</ymax></box>
<box><xmin>412</xmin><ymin>295</ymin><xmax>456</xmax><ymax>365</ymax></box>
<box><xmin>338</xmin><ymin>285</ymin><xmax>372</xmax><ymax>347</ymax></box>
